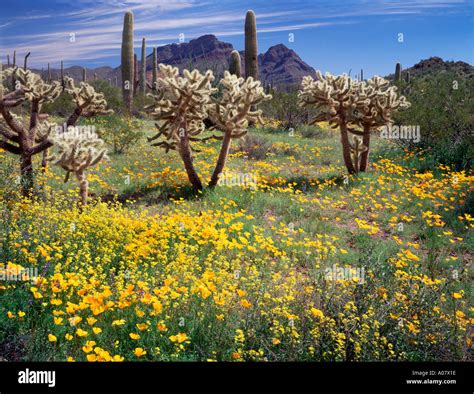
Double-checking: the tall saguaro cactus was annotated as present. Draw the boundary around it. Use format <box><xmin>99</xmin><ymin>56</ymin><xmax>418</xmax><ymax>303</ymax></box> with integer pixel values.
<box><xmin>60</xmin><ymin>61</ymin><xmax>64</xmax><ymax>88</ymax></box>
<box><xmin>121</xmin><ymin>11</ymin><xmax>134</xmax><ymax>113</ymax></box>
<box><xmin>245</xmin><ymin>10</ymin><xmax>258</xmax><ymax>81</ymax></box>
<box><xmin>152</xmin><ymin>47</ymin><xmax>158</xmax><ymax>90</ymax></box>
<box><xmin>133</xmin><ymin>54</ymin><xmax>139</xmax><ymax>96</ymax></box>
<box><xmin>140</xmin><ymin>37</ymin><xmax>146</xmax><ymax>95</ymax></box>
<box><xmin>229</xmin><ymin>50</ymin><xmax>241</xmax><ymax>78</ymax></box>
<box><xmin>395</xmin><ymin>62</ymin><xmax>402</xmax><ymax>81</ymax></box>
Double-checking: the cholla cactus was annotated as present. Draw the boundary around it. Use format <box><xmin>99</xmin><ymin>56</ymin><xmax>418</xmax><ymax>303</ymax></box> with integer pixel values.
<box><xmin>350</xmin><ymin>76</ymin><xmax>410</xmax><ymax>171</ymax></box>
<box><xmin>0</xmin><ymin>68</ymin><xmax>111</xmax><ymax>196</ymax></box>
<box><xmin>49</xmin><ymin>130</ymin><xmax>107</xmax><ymax>206</ymax></box>
<box><xmin>298</xmin><ymin>71</ymin><xmax>409</xmax><ymax>173</ymax></box>
<box><xmin>208</xmin><ymin>71</ymin><xmax>271</xmax><ymax>187</ymax></box>
<box><xmin>64</xmin><ymin>76</ymin><xmax>112</xmax><ymax>124</ymax></box>
<box><xmin>147</xmin><ymin>64</ymin><xmax>215</xmax><ymax>190</ymax></box>
<box><xmin>299</xmin><ymin>71</ymin><xmax>359</xmax><ymax>173</ymax></box>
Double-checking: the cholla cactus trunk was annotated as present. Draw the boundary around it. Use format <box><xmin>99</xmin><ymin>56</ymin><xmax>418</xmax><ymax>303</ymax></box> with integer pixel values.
<box><xmin>245</xmin><ymin>10</ymin><xmax>258</xmax><ymax>80</ymax></box>
<box><xmin>339</xmin><ymin>119</ymin><xmax>357</xmax><ymax>174</ymax></box>
<box><xmin>179</xmin><ymin>120</ymin><xmax>203</xmax><ymax>191</ymax></box>
<box><xmin>152</xmin><ymin>47</ymin><xmax>158</xmax><ymax>90</ymax></box>
<box><xmin>76</xmin><ymin>170</ymin><xmax>88</xmax><ymax>206</ymax></box>
<box><xmin>229</xmin><ymin>50</ymin><xmax>241</xmax><ymax>78</ymax></box>
<box><xmin>359</xmin><ymin>124</ymin><xmax>371</xmax><ymax>172</ymax></box>
<box><xmin>140</xmin><ymin>37</ymin><xmax>146</xmax><ymax>95</ymax></box>
<box><xmin>395</xmin><ymin>63</ymin><xmax>402</xmax><ymax>81</ymax></box>
<box><xmin>121</xmin><ymin>11</ymin><xmax>134</xmax><ymax>113</ymax></box>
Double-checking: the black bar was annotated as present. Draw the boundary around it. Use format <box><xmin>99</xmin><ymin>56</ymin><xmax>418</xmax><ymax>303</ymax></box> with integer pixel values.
<box><xmin>0</xmin><ymin>362</ymin><xmax>471</xmax><ymax>394</ymax></box>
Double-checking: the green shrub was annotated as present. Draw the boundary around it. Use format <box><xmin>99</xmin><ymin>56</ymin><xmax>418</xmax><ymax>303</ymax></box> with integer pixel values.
<box><xmin>231</xmin><ymin>134</ymin><xmax>270</xmax><ymax>160</ymax></box>
<box><xmin>260</xmin><ymin>86</ymin><xmax>314</xmax><ymax>129</ymax></box>
<box><xmin>81</xmin><ymin>114</ymin><xmax>144</xmax><ymax>154</ymax></box>
<box><xmin>393</xmin><ymin>73</ymin><xmax>473</xmax><ymax>170</ymax></box>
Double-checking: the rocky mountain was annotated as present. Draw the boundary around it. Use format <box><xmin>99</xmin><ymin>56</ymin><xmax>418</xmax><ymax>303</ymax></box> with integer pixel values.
<box><xmin>28</xmin><ymin>34</ymin><xmax>315</xmax><ymax>88</ymax></box>
<box><xmin>387</xmin><ymin>56</ymin><xmax>474</xmax><ymax>80</ymax></box>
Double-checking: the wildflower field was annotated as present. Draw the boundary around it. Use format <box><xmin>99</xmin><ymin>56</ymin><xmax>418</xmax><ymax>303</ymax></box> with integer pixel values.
<box><xmin>0</xmin><ymin>122</ymin><xmax>472</xmax><ymax>362</ymax></box>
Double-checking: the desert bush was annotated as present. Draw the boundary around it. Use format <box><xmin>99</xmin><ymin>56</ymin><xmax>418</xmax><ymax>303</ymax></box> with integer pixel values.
<box><xmin>89</xmin><ymin>79</ymin><xmax>124</xmax><ymax>113</ymax></box>
<box><xmin>298</xmin><ymin>124</ymin><xmax>330</xmax><ymax>139</ymax></box>
<box><xmin>232</xmin><ymin>134</ymin><xmax>270</xmax><ymax>160</ymax></box>
<box><xmin>260</xmin><ymin>86</ymin><xmax>313</xmax><ymax>129</ymax></box>
<box><xmin>393</xmin><ymin>72</ymin><xmax>474</xmax><ymax>170</ymax></box>
<box><xmin>81</xmin><ymin>114</ymin><xmax>144</xmax><ymax>154</ymax></box>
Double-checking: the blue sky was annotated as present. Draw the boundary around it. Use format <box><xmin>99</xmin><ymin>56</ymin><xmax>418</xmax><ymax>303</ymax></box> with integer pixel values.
<box><xmin>0</xmin><ymin>0</ymin><xmax>473</xmax><ymax>77</ymax></box>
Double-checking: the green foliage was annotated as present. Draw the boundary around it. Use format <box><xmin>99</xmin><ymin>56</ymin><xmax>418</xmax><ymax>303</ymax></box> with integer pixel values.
<box><xmin>89</xmin><ymin>79</ymin><xmax>124</xmax><ymax>113</ymax></box>
<box><xmin>41</xmin><ymin>91</ymin><xmax>76</xmax><ymax>117</ymax></box>
<box><xmin>81</xmin><ymin>114</ymin><xmax>144</xmax><ymax>154</ymax></box>
<box><xmin>260</xmin><ymin>87</ymin><xmax>313</xmax><ymax>129</ymax></box>
<box><xmin>393</xmin><ymin>73</ymin><xmax>474</xmax><ymax>170</ymax></box>
<box><xmin>231</xmin><ymin>134</ymin><xmax>270</xmax><ymax>160</ymax></box>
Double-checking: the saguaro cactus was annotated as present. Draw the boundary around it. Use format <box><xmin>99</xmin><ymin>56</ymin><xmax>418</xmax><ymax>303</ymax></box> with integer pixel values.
<box><xmin>121</xmin><ymin>10</ymin><xmax>134</xmax><ymax>113</ymax></box>
<box><xmin>23</xmin><ymin>52</ymin><xmax>30</xmax><ymax>71</ymax></box>
<box><xmin>395</xmin><ymin>62</ymin><xmax>402</xmax><ymax>81</ymax></box>
<box><xmin>133</xmin><ymin>54</ymin><xmax>139</xmax><ymax>96</ymax></box>
<box><xmin>140</xmin><ymin>37</ymin><xmax>146</xmax><ymax>95</ymax></box>
<box><xmin>60</xmin><ymin>61</ymin><xmax>64</xmax><ymax>88</ymax></box>
<box><xmin>49</xmin><ymin>129</ymin><xmax>108</xmax><ymax>206</ymax></box>
<box><xmin>152</xmin><ymin>47</ymin><xmax>158</xmax><ymax>90</ymax></box>
<box><xmin>229</xmin><ymin>50</ymin><xmax>242</xmax><ymax>78</ymax></box>
<box><xmin>82</xmin><ymin>68</ymin><xmax>87</xmax><ymax>82</ymax></box>
<box><xmin>0</xmin><ymin>69</ymin><xmax>111</xmax><ymax>195</ymax></box>
<box><xmin>245</xmin><ymin>10</ymin><xmax>258</xmax><ymax>80</ymax></box>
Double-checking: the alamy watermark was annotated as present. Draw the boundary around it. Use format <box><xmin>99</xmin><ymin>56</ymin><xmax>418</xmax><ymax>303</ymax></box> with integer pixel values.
<box><xmin>381</xmin><ymin>125</ymin><xmax>420</xmax><ymax>143</ymax></box>
<box><xmin>54</xmin><ymin>124</ymin><xmax>97</xmax><ymax>139</ymax></box>
<box><xmin>0</xmin><ymin>266</ymin><xmax>39</xmax><ymax>282</ymax></box>
<box><xmin>217</xmin><ymin>172</ymin><xmax>258</xmax><ymax>190</ymax></box>
<box><xmin>325</xmin><ymin>264</ymin><xmax>365</xmax><ymax>284</ymax></box>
